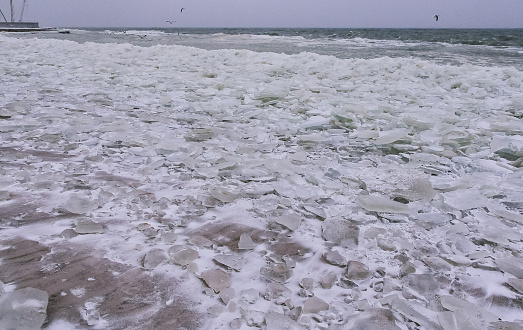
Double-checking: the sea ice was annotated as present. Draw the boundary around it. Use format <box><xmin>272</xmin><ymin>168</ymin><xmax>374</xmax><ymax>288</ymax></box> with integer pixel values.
<box><xmin>274</xmin><ymin>214</ymin><xmax>302</xmax><ymax>231</ymax></box>
<box><xmin>391</xmin><ymin>298</ymin><xmax>443</xmax><ymax>330</ymax></box>
<box><xmin>302</xmin><ymin>296</ymin><xmax>329</xmax><ymax>314</ymax></box>
<box><xmin>357</xmin><ymin>195</ymin><xmax>410</xmax><ymax>214</ymax></box>
<box><xmin>264</xmin><ymin>282</ymin><xmax>292</xmax><ymax>301</ymax></box>
<box><xmin>440</xmin><ymin>295</ymin><xmax>499</xmax><ymax>323</ymax></box>
<box><xmin>441</xmin><ymin>190</ymin><xmax>488</xmax><ymax>210</ymax></box>
<box><xmin>0</xmin><ymin>287</ymin><xmax>49</xmax><ymax>330</ymax></box>
<box><xmin>265</xmin><ymin>312</ymin><xmax>305</xmax><ymax>330</ymax></box>
<box><xmin>188</xmin><ymin>235</ymin><xmax>213</xmax><ymax>248</ymax></box>
<box><xmin>143</xmin><ymin>248</ymin><xmax>169</xmax><ymax>269</ymax></box>
<box><xmin>322</xmin><ymin>218</ymin><xmax>359</xmax><ymax>248</ymax></box>
<box><xmin>200</xmin><ymin>269</ymin><xmax>231</xmax><ymax>293</ymax></box>
<box><xmin>169</xmin><ymin>247</ymin><xmax>199</xmax><ymax>266</ymax></box>
<box><xmin>346</xmin><ymin>260</ymin><xmax>371</xmax><ymax>280</ymax></box>
<box><xmin>323</xmin><ymin>250</ymin><xmax>347</xmax><ymax>267</ymax></box>
<box><xmin>495</xmin><ymin>257</ymin><xmax>523</xmax><ymax>279</ymax></box>
<box><xmin>406</xmin><ymin>274</ymin><xmax>439</xmax><ymax>295</ymax></box>
<box><xmin>2</xmin><ymin>31</ymin><xmax>523</xmax><ymax>330</ymax></box>
<box><xmin>210</xmin><ymin>186</ymin><xmax>241</xmax><ymax>203</ymax></box>
<box><xmin>241</xmin><ymin>288</ymin><xmax>259</xmax><ymax>304</ymax></box>
<box><xmin>260</xmin><ymin>263</ymin><xmax>293</xmax><ymax>283</ymax></box>
<box><xmin>507</xmin><ymin>278</ymin><xmax>523</xmax><ymax>294</ymax></box>
<box><xmin>238</xmin><ymin>233</ymin><xmax>257</xmax><ymax>250</ymax></box>
<box><xmin>335</xmin><ymin>308</ymin><xmax>401</xmax><ymax>330</ymax></box>
<box><xmin>219</xmin><ymin>288</ymin><xmax>235</xmax><ymax>304</ymax></box>
<box><xmin>213</xmin><ymin>254</ymin><xmax>245</xmax><ymax>271</ymax></box>
<box><xmin>74</xmin><ymin>219</ymin><xmax>104</xmax><ymax>234</ymax></box>
<box><xmin>64</xmin><ymin>194</ymin><xmax>98</xmax><ymax>215</ymax></box>
<box><xmin>160</xmin><ymin>232</ymin><xmax>177</xmax><ymax>244</ymax></box>
<box><xmin>375</xmin><ymin>129</ymin><xmax>410</xmax><ymax>145</ymax></box>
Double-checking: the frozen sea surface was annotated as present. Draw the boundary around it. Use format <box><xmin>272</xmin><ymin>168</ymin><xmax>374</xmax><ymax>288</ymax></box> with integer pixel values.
<box><xmin>1</xmin><ymin>31</ymin><xmax>523</xmax><ymax>329</ymax></box>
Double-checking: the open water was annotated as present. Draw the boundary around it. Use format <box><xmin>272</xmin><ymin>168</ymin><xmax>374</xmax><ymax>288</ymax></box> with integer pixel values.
<box><xmin>13</xmin><ymin>28</ymin><xmax>523</xmax><ymax>68</ymax></box>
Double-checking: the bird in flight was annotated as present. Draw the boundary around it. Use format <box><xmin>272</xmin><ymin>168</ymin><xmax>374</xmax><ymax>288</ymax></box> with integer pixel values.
<box><xmin>180</xmin><ymin>7</ymin><xmax>185</xmax><ymax>13</ymax></box>
<box><xmin>166</xmin><ymin>20</ymin><xmax>176</xmax><ymax>24</ymax></box>
<box><xmin>434</xmin><ymin>15</ymin><xmax>439</xmax><ymax>21</ymax></box>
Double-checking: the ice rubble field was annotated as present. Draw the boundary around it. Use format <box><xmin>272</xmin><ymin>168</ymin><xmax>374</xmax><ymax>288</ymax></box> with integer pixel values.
<box><xmin>1</xmin><ymin>34</ymin><xmax>523</xmax><ymax>329</ymax></box>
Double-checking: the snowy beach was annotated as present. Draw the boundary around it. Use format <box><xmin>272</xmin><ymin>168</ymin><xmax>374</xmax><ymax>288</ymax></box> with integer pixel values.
<box><xmin>1</xmin><ymin>29</ymin><xmax>523</xmax><ymax>329</ymax></box>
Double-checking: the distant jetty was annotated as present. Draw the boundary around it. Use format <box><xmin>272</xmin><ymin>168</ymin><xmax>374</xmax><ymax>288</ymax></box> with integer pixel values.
<box><xmin>0</xmin><ymin>21</ymin><xmax>54</xmax><ymax>32</ymax></box>
<box><xmin>0</xmin><ymin>1</ymin><xmax>54</xmax><ymax>32</ymax></box>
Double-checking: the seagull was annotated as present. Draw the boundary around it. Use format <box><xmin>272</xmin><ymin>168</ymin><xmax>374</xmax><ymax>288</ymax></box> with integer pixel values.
<box><xmin>434</xmin><ymin>15</ymin><xmax>439</xmax><ymax>21</ymax></box>
<box><xmin>166</xmin><ymin>20</ymin><xmax>176</xmax><ymax>24</ymax></box>
<box><xmin>180</xmin><ymin>7</ymin><xmax>185</xmax><ymax>13</ymax></box>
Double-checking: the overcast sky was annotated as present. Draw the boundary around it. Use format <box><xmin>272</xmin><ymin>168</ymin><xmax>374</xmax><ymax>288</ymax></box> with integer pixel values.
<box><xmin>3</xmin><ymin>0</ymin><xmax>523</xmax><ymax>29</ymax></box>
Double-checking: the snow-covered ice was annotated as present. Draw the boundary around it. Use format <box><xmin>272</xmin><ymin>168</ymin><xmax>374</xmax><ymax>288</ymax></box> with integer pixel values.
<box><xmin>1</xmin><ymin>31</ymin><xmax>523</xmax><ymax>329</ymax></box>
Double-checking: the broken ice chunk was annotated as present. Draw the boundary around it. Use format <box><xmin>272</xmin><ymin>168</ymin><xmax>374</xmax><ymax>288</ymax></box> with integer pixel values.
<box><xmin>437</xmin><ymin>311</ymin><xmax>458</xmax><ymax>330</ymax></box>
<box><xmin>213</xmin><ymin>254</ymin><xmax>246</xmax><ymax>271</ymax></box>
<box><xmin>185</xmin><ymin>128</ymin><xmax>214</xmax><ymax>142</ymax></box>
<box><xmin>441</xmin><ymin>190</ymin><xmax>488</xmax><ymax>210</ymax></box>
<box><xmin>241</xmin><ymin>288</ymin><xmax>259</xmax><ymax>304</ymax></box>
<box><xmin>341</xmin><ymin>308</ymin><xmax>401</xmax><ymax>330</ymax></box>
<box><xmin>260</xmin><ymin>263</ymin><xmax>293</xmax><ymax>283</ymax></box>
<box><xmin>219</xmin><ymin>287</ymin><xmax>235</xmax><ymax>304</ymax></box>
<box><xmin>490</xmin><ymin>134</ymin><xmax>523</xmax><ymax>159</ymax></box>
<box><xmin>375</xmin><ymin>129</ymin><xmax>409</xmax><ymax>145</ymax></box>
<box><xmin>265</xmin><ymin>312</ymin><xmax>305</xmax><ymax>330</ymax></box>
<box><xmin>169</xmin><ymin>247</ymin><xmax>199</xmax><ymax>266</ymax></box>
<box><xmin>64</xmin><ymin>194</ymin><xmax>98</xmax><ymax>214</ymax></box>
<box><xmin>207</xmin><ymin>304</ymin><xmax>224</xmax><ymax>317</ymax></box>
<box><xmin>323</xmin><ymin>250</ymin><xmax>347</xmax><ymax>267</ymax></box>
<box><xmin>303</xmin><ymin>204</ymin><xmax>327</xmax><ymax>219</ymax></box>
<box><xmin>238</xmin><ymin>233</ymin><xmax>257</xmax><ymax>250</ymax></box>
<box><xmin>319</xmin><ymin>272</ymin><xmax>338</xmax><ymax>289</ymax></box>
<box><xmin>0</xmin><ymin>287</ymin><xmax>48</xmax><ymax>330</ymax></box>
<box><xmin>422</xmin><ymin>257</ymin><xmax>452</xmax><ymax>272</ymax></box>
<box><xmin>407</xmin><ymin>274</ymin><xmax>439</xmax><ymax>295</ymax></box>
<box><xmin>488</xmin><ymin>321</ymin><xmax>523</xmax><ymax>330</ymax></box>
<box><xmin>143</xmin><ymin>248</ymin><xmax>169</xmax><ymax>269</ymax></box>
<box><xmin>322</xmin><ymin>218</ymin><xmax>359</xmax><ymax>248</ymax></box>
<box><xmin>440</xmin><ymin>254</ymin><xmax>471</xmax><ymax>267</ymax></box>
<box><xmin>440</xmin><ymin>295</ymin><xmax>498</xmax><ymax>323</ymax></box>
<box><xmin>0</xmin><ymin>191</ymin><xmax>10</xmax><ymax>201</ymax></box>
<box><xmin>303</xmin><ymin>296</ymin><xmax>329</xmax><ymax>314</ymax></box>
<box><xmin>358</xmin><ymin>195</ymin><xmax>410</xmax><ymax>214</ymax></box>
<box><xmin>274</xmin><ymin>214</ymin><xmax>302</xmax><ymax>231</ymax></box>
<box><xmin>417</xmin><ymin>213</ymin><xmax>452</xmax><ymax>226</ymax></box>
<box><xmin>264</xmin><ymin>282</ymin><xmax>292</xmax><ymax>301</ymax></box>
<box><xmin>188</xmin><ymin>235</ymin><xmax>213</xmax><ymax>248</ymax></box>
<box><xmin>75</xmin><ymin>219</ymin><xmax>104</xmax><ymax>234</ymax></box>
<box><xmin>210</xmin><ymin>186</ymin><xmax>241</xmax><ymax>203</ymax></box>
<box><xmin>396</xmin><ymin>178</ymin><xmax>436</xmax><ymax>202</ymax></box>
<box><xmin>242</xmin><ymin>309</ymin><xmax>266</xmax><ymax>327</ymax></box>
<box><xmin>377</xmin><ymin>238</ymin><xmax>398</xmax><ymax>252</ymax></box>
<box><xmin>346</xmin><ymin>261</ymin><xmax>371</xmax><ymax>280</ymax></box>
<box><xmin>495</xmin><ymin>257</ymin><xmax>523</xmax><ymax>279</ymax></box>
<box><xmin>507</xmin><ymin>278</ymin><xmax>523</xmax><ymax>294</ymax></box>
<box><xmin>200</xmin><ymin>269</ymin><xmax>231</xmax><ymax>293</ymax></box>
<box><xmin>160</xmin><ymin>232</ymin><xmax>177</xmax><ymax>244</ymax></box>
<box><xmin>391</xmin><ymin>298</ymin><xmax>443</xmax><ymax>330</ymax></box>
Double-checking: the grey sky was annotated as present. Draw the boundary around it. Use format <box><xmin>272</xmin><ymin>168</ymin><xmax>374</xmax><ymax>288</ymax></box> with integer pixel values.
<box><xmin>3</xmin><ymin>0</ymin><xmax>523</xmax><ymax>28</ymax></box>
